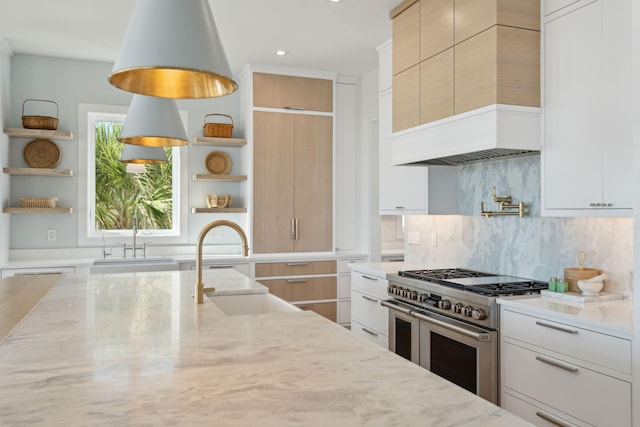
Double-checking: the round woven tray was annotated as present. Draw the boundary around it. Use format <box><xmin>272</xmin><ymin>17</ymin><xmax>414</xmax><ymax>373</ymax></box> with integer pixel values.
<box><xmin>205</xmin><ymin>150</ymin><xmax>231</xmax><ymax>175</ymax></box>
<box><xmin>23</xmin><ymin>139</ymin><xmax>60</xmax><ymax>168</ymax></box>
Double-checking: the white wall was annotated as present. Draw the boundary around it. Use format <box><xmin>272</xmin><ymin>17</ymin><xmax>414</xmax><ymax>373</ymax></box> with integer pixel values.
<box><xmin>7</xmin><ymin>54</ymin><xmax>241</xmax><ymax>252</ymax></box>
<box><xmin>631</xmin><ymin>0</ymin><xmax>639</xmax><ymax>424</ymax></box>
<box><xmin>0</xmin><ymin>40</ymin><xmax>11</xmax><ymax>264</ymax></box>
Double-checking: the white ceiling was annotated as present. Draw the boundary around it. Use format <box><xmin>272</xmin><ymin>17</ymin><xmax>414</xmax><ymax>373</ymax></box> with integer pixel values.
<box><xmin>0</xmin><ymin>0</ymin><xmax>398</xmax><ymax>77</ymax></box>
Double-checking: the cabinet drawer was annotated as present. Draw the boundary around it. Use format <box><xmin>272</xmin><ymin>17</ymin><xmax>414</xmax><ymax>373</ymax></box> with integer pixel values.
<box><xmin>296</xmin><ymin>301</ymin><xmax>336</xmax><ymax>322</ymax></box>
<box><xmin>503</xmin><ymin>342</ymin><xmax>631</xmax><ymax>427</ymax></box>
<box><xmin>351</xmin><ymin>319</ymin><xmax>389</xmax><ymax>348</ymax></box>
<box><xmin>338</xmin><ymin>275</ymin><xmax>351</xmax><ymax>299</ymax></box>
<box><xmin>1</xmin><ymin>266</ymin><xmax>75</xmax><ymax>279</ymax></box>
<box><xmin>351</xmin><ymin>272</ymin><xmax>389</xmax><ymax>299</ymax></box>
<box><xmin>502</xmin><ymin>392</ymin><xmax>583</xmax><ymax>427</ymax></box>
<box><xmin>501</xmin><ymin>309</ymin><xmax>631</xmax><ymax>374</ymax></box>
<box><xmin>351</xmin><ymin>289</ymin><xmax>388</xmax><ymax>334</ymax></box>
<box><xmin>253</xmin><ymin>72</ymin><xmax>333</xmax><ymax>112</ymax></box>
<box><xmin>255</xmin><ymin>260</ymin><xmax>336</xmax><ymax>277</ymax></box>
<box><xmin>259</xmin><ymin>277</ymin><xmax>336</xmax><ymax>302</ymax></box>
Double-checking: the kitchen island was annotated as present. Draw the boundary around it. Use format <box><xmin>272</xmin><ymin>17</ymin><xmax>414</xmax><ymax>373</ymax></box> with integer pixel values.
<box><xmin>0</xmin><ymin>269</ymin><xmax>531</xmax><ymax>426</ymax></box>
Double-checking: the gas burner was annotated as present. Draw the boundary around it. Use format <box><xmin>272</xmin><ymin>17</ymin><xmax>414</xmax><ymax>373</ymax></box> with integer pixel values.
<box><xmin>464</xmin><ymin>281</ymin><xmax>548</xmax><ymax>297</ymax></box>
<box><xmin>398</xmin><ymin>268</ymin><xmax>495</xmax><ymax>285</ymax></box>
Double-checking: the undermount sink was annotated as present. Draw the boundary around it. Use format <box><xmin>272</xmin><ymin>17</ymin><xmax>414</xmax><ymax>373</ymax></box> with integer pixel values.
<box><xmin>90</xmin><ymin>257</ymin><xmax>179</xmax><ymax>273</ymax></box>
<box><xmin>208</xmin><ymin>293</ymin><xmax>302</xmax><ymax>316</ymax></box>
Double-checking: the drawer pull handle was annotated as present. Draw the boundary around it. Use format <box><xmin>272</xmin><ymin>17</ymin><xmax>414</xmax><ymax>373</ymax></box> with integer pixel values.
<box><xmin>207</xmin><ymin>265</ymin><xmax>233</xmax><ymax>269</ymax></box>
<box><xmin>286</xmin><ymin>262</ymin><xmax>309</xmax><ymax>267</ymax></box>
<box><xmin>362</xmin><ymin>275</ymin><xmax>379</xmax><ymax>281</ymax></box>
<box><xmin>287</xmin><ymin>279</ymin><xmax>309</xmax><ymax>283</ymax></box>
<box><xmin>536</xmin><ymin>411</ymin><xmax>572</xmax><ymax>427</ymax></box>
<box><xmin>535</xmin><ymin>356</ymin><xmax>578</xmax><ymax>373</ymax></box>
<box><xmin>362</xmin><ymin>295</ymin><xmax>378</xmax><ymax>303</ymax></box>
<box><xmin>361</xmin><ymin>327</ymin><xmax>378</xmax><ymax>337</ymax></box>
<box><xmin>535</xmin><ymin>321</ymin><xmax>578</xmax><ymax>335</ymax></box>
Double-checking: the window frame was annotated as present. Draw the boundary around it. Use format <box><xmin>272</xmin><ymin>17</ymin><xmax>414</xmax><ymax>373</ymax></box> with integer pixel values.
<box><xmin>77</xmin><ymin>103</ymin><xmax>189</xmax><ymax>246</ymax></box>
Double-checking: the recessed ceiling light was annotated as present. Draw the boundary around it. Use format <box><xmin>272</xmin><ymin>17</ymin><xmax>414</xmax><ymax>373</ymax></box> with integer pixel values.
<box><xmin>327</xmin><ymin>0</ymin><xmax>342</xmax><ymax>2</ymax></box>
<box><xmin>275</xmin><ymin>50</ymin><xmax>288</xmax><ymax>56</ymax></box>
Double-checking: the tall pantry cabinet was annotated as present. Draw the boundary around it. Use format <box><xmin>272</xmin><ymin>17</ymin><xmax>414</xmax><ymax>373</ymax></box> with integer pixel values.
<box><xmin>242</xmin><ymin>71</ymin><xmax>335</xmax><ymax>254</ymax></box>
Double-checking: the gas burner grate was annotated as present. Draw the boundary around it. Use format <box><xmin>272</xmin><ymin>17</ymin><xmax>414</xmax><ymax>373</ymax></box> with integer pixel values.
<box><xmin>465</xmin><ymin>281</ymin><xmax>548</xmax><ymax>297</ymax></box>
<box><xmin>399</xmin><ymin>268</ymin><xmax>495</xmax><ymax>281</ymax></box>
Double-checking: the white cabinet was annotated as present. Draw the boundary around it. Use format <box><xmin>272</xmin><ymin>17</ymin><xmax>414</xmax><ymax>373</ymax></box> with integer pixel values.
<box><xmin>336</xmin><ymin>258</ymin><xmax>366</xmax><ymax>328</ymax></box>
<box><xmin>350</xmin><ymin>267</ymin><xmax>390</xmax><ymax>348</ymax></box>
<box><xmin>1</xmin><ymin>266</ymin><xmax>76</xmax><ymax>279</ymax></box>
<box><xmin>542</xmin><ymin>0</ymin><xmax>632</xmax><ymax>216</ymax></box>
<box><xmin>500</xmin><ymin>306</ymin><xmax>631</xmax><ymax>427</ymax></box>
<box><xmin>182</xmin><ymin>262</ymin><xmax>250</xmax><ymax>277</ymax></box>
<box><xmin>378</xmin><ymin>41</ymin><xmax>458</xmax><ymax>216</ymax></box>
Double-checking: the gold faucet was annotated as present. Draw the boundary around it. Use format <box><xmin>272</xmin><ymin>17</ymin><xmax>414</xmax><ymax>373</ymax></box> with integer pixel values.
<box><xmin>195</xmin><ymin>220</ymin><xmax>249</xmax><ymax>304</ymax></box>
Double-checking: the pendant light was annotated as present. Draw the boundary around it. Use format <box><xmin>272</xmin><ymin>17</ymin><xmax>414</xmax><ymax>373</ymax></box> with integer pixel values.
<box><xmin>119</xmin><ymin>95</ymin><xmax>189</xmax><ymax>147</ymax></box>
<box><xmin>109</xmin><ymin>0</ymin><xmax>237</xmax><ymax>99</ymax></box>
<box><xmin>120</xmin><ymin>144</ymin><xmax>168</xmax><ymax>164</ymax></box>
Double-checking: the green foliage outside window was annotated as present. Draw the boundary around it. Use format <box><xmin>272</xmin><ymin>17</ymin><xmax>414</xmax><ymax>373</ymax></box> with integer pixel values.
<box><xmin>94</xmin><ymin>121</ymin><xmax>173</xmax><ymax>231</ymax></box>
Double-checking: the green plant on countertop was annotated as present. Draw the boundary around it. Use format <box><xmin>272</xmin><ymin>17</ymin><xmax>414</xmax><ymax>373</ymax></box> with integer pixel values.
<box><xmin>94</xmin><ymin>121</ymin><xmax>173</xmax><ymax>231</ymax></box>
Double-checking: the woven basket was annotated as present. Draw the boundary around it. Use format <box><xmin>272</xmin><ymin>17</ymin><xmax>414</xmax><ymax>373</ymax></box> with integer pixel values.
<box><xmin>564</xmin><ymin>250</ymin><xmax>600</xmax><ymax>292</ymax></box>
<box><xmin>22</xmin><ymin>99</ymin><xmax>59</xmax><ymax>130</ymax></box>
<box><xmin>20</xmin><ymin>197</ymin><xmax>58</xmax><ymax>208</ymax></box>
<box><xmin>203</xmin><ymin>114</ymin><xmax>233</xmax><ymax>138</ymax></box>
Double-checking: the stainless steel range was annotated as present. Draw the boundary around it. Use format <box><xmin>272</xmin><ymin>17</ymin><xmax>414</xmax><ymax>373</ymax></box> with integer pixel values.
<box><xmin>381</xmin><ymin>268</ymin><xmax>547</xmax><ymax>405</ymax></box>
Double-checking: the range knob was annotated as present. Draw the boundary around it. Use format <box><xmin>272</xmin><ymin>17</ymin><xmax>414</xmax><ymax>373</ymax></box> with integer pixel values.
<box><xmin>437</xmin><ymin>299</ymin><xmax>452</xmax><ymax>310</ymax></box>
<box><xmin>453</xmin><ymin>303</ymin><xmax>464</xmax><ymax>314</ymax></box>
<box><xmin>462</xmin><ymin>306</ymin><xmax>473</xmax><ymax>317</ymax></box>
<box><xmin>387</xmin><ymin>284</ymin><xmax>396</xmax><ymax>294</ymax></box>
<box><xmin>471</xmin><ymin>308</ymin><xmax>487</xmax><ymax>320</ymax></box>
<box><xmin>409</xmin><ymin>290</ymin><xmax>418</xmax><ymax>300</ymax></box>
<box><xmin>419</xmin><ymin>293</ymin><xmax>430</xmax><ymax>303</ymax></box>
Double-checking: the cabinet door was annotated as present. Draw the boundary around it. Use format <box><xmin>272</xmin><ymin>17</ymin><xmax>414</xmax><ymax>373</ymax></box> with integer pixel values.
<box><xmin>253</xmin><ymin>73</ymin><xmax>333</xmax><ymax>112</ymax></box>
<box><xmin>379</xmin><ymin>92</ymin><xmax>428</xmax><ymax>214</ymax></box>
<box><xmin>392</xmin><ymin>64</ymin><xmax>420</xmax><ymax>132</ymax></box>
<box><xmin>420</xmin><ymin>0</ymin><xmax>453</xmax><ymax>61</ymax></box>
<box><xmin>420</xmin><ymin>48</ymin><xmax>453</xmax><ymax>124</ymax></box>
<box><xmin>392</xmin><ymin>1</ymin><xmax>420</xmax><ymax>76</ymax></box>
<box><xmin>253</xmin><ymin>111</ymin><xmax>295</xmax><ymax>253</ymax></box>
<box><xmin>543</xmin><ymin>2</ymin><xmax>602</xmax><ymax>209</ymax></box>
<box><xmin>293</xmin><ymin>114</ymin><xmax>333</xmax><ymax>252</ymax></box>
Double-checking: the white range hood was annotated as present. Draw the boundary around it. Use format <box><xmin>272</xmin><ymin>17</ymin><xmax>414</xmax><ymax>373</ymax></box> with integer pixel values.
<box><xmin>391</xmin><ymin>104</ymin><xmax>542</xmax><ymax>166</ymax></box>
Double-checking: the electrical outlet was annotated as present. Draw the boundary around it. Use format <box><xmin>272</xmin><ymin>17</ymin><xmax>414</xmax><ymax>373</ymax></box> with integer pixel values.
<box><xmin>214</xmin><ymin>228</ymin><xmax>223</xmax><ymax>239</ymax></box>
<box><xmin>431</xmin><ymin>232</ymin><xmax>438</xmax><ymax>247</ymax></box>
<box><xmin>47</xmin><ymin>229</ymin><xmax>56</xmax><ymax>241</ymax></box>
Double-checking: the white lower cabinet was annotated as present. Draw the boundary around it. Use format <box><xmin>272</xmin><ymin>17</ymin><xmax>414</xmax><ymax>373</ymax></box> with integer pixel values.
<box><xmin>1</xmin><ymin>266</ymin><xmax>76</xmax><ymax>279</ymax></box>
<box><xmin>350</xmin><ymin>268</ymin><xmax>389</xmax><ymax>348</ymax></box>
<box><xmin>183</xmin><ymin>262</ymin><xmax>250</xmax><ymax>277</ymax></box>
<box><xmin>500</xmin><ymin>306</ymin><xmax>631</xmax><ymax>427</ymax></box>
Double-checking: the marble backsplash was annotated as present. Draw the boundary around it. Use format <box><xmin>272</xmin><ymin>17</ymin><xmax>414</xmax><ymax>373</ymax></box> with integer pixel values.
<box><xmin>404</xmin><ymin>156</ymin><xmax>633</xmax><ymax>295</ymax></box>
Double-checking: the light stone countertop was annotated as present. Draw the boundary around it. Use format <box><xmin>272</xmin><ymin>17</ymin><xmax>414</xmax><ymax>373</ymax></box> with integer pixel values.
<box><xmin>497</xmin><ymin>295</ymin><xmax>633</xmax><ymax>338</ymax></box>
<box><xmin>0</xmin><ymin>269</ymin><xmax>532</xmax><ymax>426</ymax></box>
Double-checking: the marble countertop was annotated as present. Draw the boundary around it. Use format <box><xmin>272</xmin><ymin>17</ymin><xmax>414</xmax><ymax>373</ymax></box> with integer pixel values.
<box><xmin>497</xmin><ymin>295</ymin><xmax>633</xmax><ymax>338</ymax></box>
<box><xmin>0</xmin><ymin>269</ymin><xmax>532</xmax><ymax>426</ymax></box>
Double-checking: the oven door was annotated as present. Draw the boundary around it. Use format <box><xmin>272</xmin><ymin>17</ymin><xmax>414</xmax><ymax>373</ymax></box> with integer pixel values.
<box><xmin>412</xmin><ymin>309</ymin><xmax>498</xmax><ymax>404</ymax></box>
<box><xmin>384</xmin><ymin>300</ymin><xmax>419</xmax><ymax>364</ymax></box>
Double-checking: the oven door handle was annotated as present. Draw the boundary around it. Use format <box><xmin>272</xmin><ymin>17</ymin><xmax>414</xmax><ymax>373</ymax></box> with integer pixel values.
<box><xmin>381</xmin><ymin>300</ymin><xmax>413</xmax><ymax>315</ymax></box>
<box><xmin>410</xmin><ymin>310</ymin><xmax>492</xmax><ymax>342</ymax></box>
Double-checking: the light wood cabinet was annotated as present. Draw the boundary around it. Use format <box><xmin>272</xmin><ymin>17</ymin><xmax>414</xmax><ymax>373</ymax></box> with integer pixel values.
<box><xmin>253</xmin><ymin>73</ymin><xmax>333</xmax><ymax>112</ymax></box>
<box><xmin>541</xmin><ymin>0</ymin><xmax>632</xmax><ymax>216</ymax></box>
<box><xmin>500</xmin><ymin>306</ymin><xmax>631</xmax><ymax>427</ymax></box>
<box><xmin>390</xmin><ymin>0</ymin><xmax>540</xmax><ymax>131</ymax></box>
<box><xmin>255</xmin><ymin>260</ymin><xmax>338</xmax><ymax>322</ymax></box>
<box><xmin>252</xmin><ymin>111</ymin><xmax>332</xmax><ymax>253</ymax></box>
<box><xmin>454</xmin><ymin>25</ymin><xmax>540</xmax><ymax>115</ymax></box>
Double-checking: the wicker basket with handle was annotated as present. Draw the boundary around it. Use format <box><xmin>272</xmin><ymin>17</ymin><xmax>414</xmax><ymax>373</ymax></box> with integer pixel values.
<box><xmin>22</xmin><ymin>99</ymin><xmax>59</xmax><ymax>130</ymax></box>
<box><xmin>203</xmin><ymin>114</ymin><xmax>233</xmax><ymax>138</ymax></box>
<box><xmin>564</xmin><ymin>250</ymin><xmax>600</xmax><ymax>292</ymax></box>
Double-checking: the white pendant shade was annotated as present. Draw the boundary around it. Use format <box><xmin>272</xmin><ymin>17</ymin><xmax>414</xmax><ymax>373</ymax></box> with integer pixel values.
<box><xmin>119</xmin><ymin>95</ymin><xmax>188</xmax><ymax>147</ymax></box>
<box><xmin>109</xmin><ymin>0</ymin><xmax>237</xmax><ymax>99</ymax></box>
<box><xmin>120</xmin><ymin>143</ymin><xmax>168</xmax><ymax>164</ymax></box>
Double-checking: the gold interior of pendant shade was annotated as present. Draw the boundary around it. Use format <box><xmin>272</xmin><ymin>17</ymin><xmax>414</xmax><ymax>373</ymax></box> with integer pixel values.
<box><xmin>120</xmin><ymin>143</ymin><xmax>168</xmax><ymax>164</ymax></box>
<box><xmin>109</xmin><ymin>67</ymin><xmax>238</xmax><ymax>99</ymax></box>
<box><xmin>119</xmin><ymin>135</ymin><xmax>188</xmax><ymax>147</ymax></box>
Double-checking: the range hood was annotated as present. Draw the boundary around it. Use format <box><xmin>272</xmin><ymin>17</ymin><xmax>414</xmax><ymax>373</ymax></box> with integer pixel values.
<box><xmin>391</xmin><ymin>104</ymin><xmax>542</xmax><ymax>166</ymax></box>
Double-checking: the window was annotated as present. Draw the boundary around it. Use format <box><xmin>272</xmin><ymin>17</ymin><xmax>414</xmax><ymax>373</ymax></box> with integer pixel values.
<box><xmin>78</xmin><ymin>104</ymin><xmax>188</xmax><ymax>246</ymax></box>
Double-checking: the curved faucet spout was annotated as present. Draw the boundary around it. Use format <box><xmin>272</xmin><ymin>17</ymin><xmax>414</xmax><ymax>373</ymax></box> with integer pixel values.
<box><xmin>195</xmin><ymin>220</ymin><xmax>249</xmax><ymax>304</ymax></box>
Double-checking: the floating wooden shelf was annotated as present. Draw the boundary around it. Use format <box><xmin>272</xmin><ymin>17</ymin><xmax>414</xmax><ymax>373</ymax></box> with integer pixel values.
<box><xmin>4</xmin><ymin>128</ymin><xmax>74</xmax><ymax>141</ymax></box>
<box><xmin>191</xmin><ymin>136</ymin><xmax>246</xmax><ymax>146</ymax></box>
<box><xmin>192</xmin><ymin>174</ymin><xmax>247</xmax><ymax>182</ymax></box>
<box><xmin>3</xmin><ymin>207</ymin><xmax>73</xmax><ymax>214</ymax></box>
<box><xmin>191</xmin><ymin>207</ymin><xmax>247</xmax><ymax>214</ymax></box>
<box><xmin>3</xmin><ymin>167</ymin><xmax>73</xmax><ymax>177</ymax></box>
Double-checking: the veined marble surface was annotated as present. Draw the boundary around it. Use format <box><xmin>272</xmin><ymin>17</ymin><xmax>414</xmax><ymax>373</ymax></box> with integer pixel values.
<box><xmin>0</xmin><ymin>270</ymin><xmax>532</xmax><ymax>426</ymax></box>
